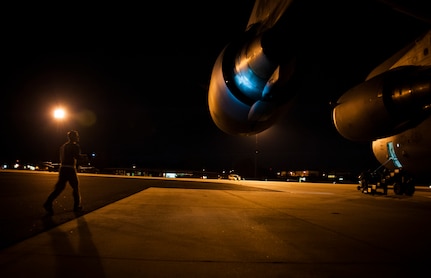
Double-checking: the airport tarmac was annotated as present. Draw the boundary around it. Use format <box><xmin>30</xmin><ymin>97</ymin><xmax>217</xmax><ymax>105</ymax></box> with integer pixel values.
<box><xmin>1</xmin><ymin>177</ymin><xmax>431</xmax><ymax>278</ymax></box>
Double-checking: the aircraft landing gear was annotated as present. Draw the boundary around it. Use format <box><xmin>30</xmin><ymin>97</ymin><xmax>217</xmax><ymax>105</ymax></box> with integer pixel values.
<box><xmin>359</xmin><ymin>168</ymin><xmax>415</xmax><ymax>196</ymax></box>
<box><xmin>393</xmin><ymin>173</ymin><xmax>415</xmax><ymax>196</ymax></box>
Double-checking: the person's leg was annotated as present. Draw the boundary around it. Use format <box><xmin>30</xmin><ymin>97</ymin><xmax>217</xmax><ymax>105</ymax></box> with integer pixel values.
<box><xmin>68</xmin><ymin>170</ymin><xmax>82</xmax><ymax>211</ymax></box>
<box><xmin>44</xmin><ymin>169</ymin><xmax>68</xmax><ymax>214</ymax></box>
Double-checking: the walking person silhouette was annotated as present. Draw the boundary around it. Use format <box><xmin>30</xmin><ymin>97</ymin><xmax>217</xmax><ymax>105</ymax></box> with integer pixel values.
<box><xmin>43</xmin><ymin>130</ymin><xmax>83</xmax><ymax>215</ymax></box>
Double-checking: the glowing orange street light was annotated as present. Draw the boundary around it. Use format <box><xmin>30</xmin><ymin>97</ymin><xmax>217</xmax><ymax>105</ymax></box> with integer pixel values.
<box><xmin>53</xmin><ymin>107</ymin><xmax>68</xmax><ymax>134</ymax></box>
<box><xmin>53</xmin><ymin>108</ymin><xmax>66</xmax><ymax>120</ymax></box>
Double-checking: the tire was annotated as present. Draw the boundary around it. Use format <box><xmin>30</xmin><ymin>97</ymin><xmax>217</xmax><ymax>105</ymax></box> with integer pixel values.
<box><xmin>393</xmin><ymin>183</ymin><xmax>404</xmax><ymax>195</ymax></box>
<box><xmin>404</xmin><ymin>185</ymin><xmax>415</xmax><ymax>196</ymax></box>
<box><xmin>404</xmin><ymin>179</ymin><xmax>415</xmax><ymax>196</ymax></box>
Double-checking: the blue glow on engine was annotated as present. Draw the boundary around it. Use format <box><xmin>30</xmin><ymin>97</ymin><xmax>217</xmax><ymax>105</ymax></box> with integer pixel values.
<box><xmin>233</xmin><ymin>68</ymin><xmax>264</xmax><ymax>100</ymax></box>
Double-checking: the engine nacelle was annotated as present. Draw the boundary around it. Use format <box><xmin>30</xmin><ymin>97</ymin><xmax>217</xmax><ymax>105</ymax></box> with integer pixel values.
<box><xmin>208</xmin><ymin>27</ymin><xmax>293</xmax><ymax>136</ymax></box>
<box><xmin>333</xmin><ymin>66</ymin><xmax>431</xmax><ymax>142</ymax></box>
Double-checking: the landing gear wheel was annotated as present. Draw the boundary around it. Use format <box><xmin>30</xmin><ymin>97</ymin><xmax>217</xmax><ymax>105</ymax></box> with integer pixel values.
<box><xmin>393</xmin><ymin>183</ymin><xmax>404</xmax><ymax>195</ymax></box>
<box><xmin>404</xmin><ymin>180</ymin><xmax>415</xmax><ymax>196</ymax></box>
<box><xmin>403</xmin><ymin>175</ymin><xmax>415</xmax><ymax>196</ymax></box>
<box><xmin>404</xmin><ymin>185</ymin><xmax>415</xmax><ymax>196</ymax></box>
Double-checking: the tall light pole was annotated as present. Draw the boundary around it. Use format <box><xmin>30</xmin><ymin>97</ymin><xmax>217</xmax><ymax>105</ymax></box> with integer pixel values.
<box><xmin>254</xmin><ymin>134</ymin><xmax>258</xmax><ymax>179</ymax></box>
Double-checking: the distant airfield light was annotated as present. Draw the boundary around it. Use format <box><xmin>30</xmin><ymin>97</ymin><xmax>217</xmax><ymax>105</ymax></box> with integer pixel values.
<box><xmin>53</xmin><ymin>108</ymin><xmax>66</xmax><ymax>119</ymax></box>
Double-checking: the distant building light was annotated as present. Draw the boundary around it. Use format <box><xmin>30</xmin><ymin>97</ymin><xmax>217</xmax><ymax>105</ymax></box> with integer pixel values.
<box><xmin>165</xmin><ymin>173</ymin><xmax>176</xmax><ymax>178</ymax></box>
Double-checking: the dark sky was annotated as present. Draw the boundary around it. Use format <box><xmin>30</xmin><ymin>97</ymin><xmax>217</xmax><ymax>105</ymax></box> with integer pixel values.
<box><xmin>1</xmin><ymin>1</ymin><xmax>429</xmax><ymax>176</ymax></box>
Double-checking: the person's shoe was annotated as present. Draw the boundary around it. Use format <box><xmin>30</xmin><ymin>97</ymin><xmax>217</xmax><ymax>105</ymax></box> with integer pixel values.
<box><xmin>73</xmin><ymin>206</ymin><xmax>83</xmax><ymax>212</ymax></box>
<box><xmin>43</xmin><ymin>202</ymin><xmax>54</xmax><ymax>215</ymax></box>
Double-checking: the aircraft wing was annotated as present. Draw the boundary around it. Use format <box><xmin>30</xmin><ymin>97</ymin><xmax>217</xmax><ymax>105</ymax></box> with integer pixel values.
<box><xmin>377</xmin><ymin>0</ymin><xmax>431</xmax><ymax>24</ymax></box>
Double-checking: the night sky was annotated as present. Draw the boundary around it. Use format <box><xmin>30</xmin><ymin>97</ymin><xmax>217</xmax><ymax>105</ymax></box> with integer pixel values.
<box><xmin>1</xmin><ymin>1</ymin><xmax>429</xmax><ymax>177</ymax></box>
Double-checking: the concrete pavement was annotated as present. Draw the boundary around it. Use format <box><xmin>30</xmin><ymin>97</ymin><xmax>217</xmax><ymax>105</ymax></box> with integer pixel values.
<box><xmin>0</xmin><ymin>180</ymin><xmax>430</xmax><ymax>277</ymax></box>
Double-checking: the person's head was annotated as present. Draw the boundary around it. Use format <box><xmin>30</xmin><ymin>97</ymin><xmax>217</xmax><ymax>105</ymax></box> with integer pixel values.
<box><xmin>67</xmin><ymin>130</ymin><xmax>79</xmax><ymax>143</ymax></box>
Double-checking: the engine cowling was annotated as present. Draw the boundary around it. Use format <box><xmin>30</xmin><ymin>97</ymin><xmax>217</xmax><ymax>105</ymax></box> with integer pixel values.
<box><xmin>333</xmin><ymin>66</ymin><xmax>431</xmax><ymax>142</ymax></box>
<box><xmin>208</xmin><ymin>27</ymin><xmax>294</xmax><ymax>136</ymax></box>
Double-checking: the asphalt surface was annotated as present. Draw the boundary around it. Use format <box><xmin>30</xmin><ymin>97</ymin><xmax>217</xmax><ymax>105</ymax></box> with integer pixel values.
<box><xmin>0</xmin><ymin>170</ymin><xmax>276</xmax><ymax>250</ymax></box>
<box><xmin>1</xmin><ymin>170</ymin><xmax>431</xmax><ymax>277</ymax></box>
<box><xmin>0</xmin><ymin>170</ymin><xmax>150</xmax><ymax>250</ymax></box>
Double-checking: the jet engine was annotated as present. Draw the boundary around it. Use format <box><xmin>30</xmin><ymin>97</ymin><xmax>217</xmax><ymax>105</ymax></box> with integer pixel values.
<box><xmin>207</xmin><ymin>0</ymin><xmax>297</xmax><ymax>136</ymax></box>
<box><xmin>207</xmin><ymin>25</ymin><xmax>296</xmax><ymax>136</ymax></box>
<box><xmin>333</xmin><ymin>65</ymin><xmax>431</xmax><ymax>142</ymax></box>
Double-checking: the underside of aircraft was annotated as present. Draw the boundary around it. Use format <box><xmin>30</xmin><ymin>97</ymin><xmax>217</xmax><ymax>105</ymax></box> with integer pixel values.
<box><xmin>207</xmin><ymin>0</ymin><xmax>431</xmax><ymax>195</ymax></box>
